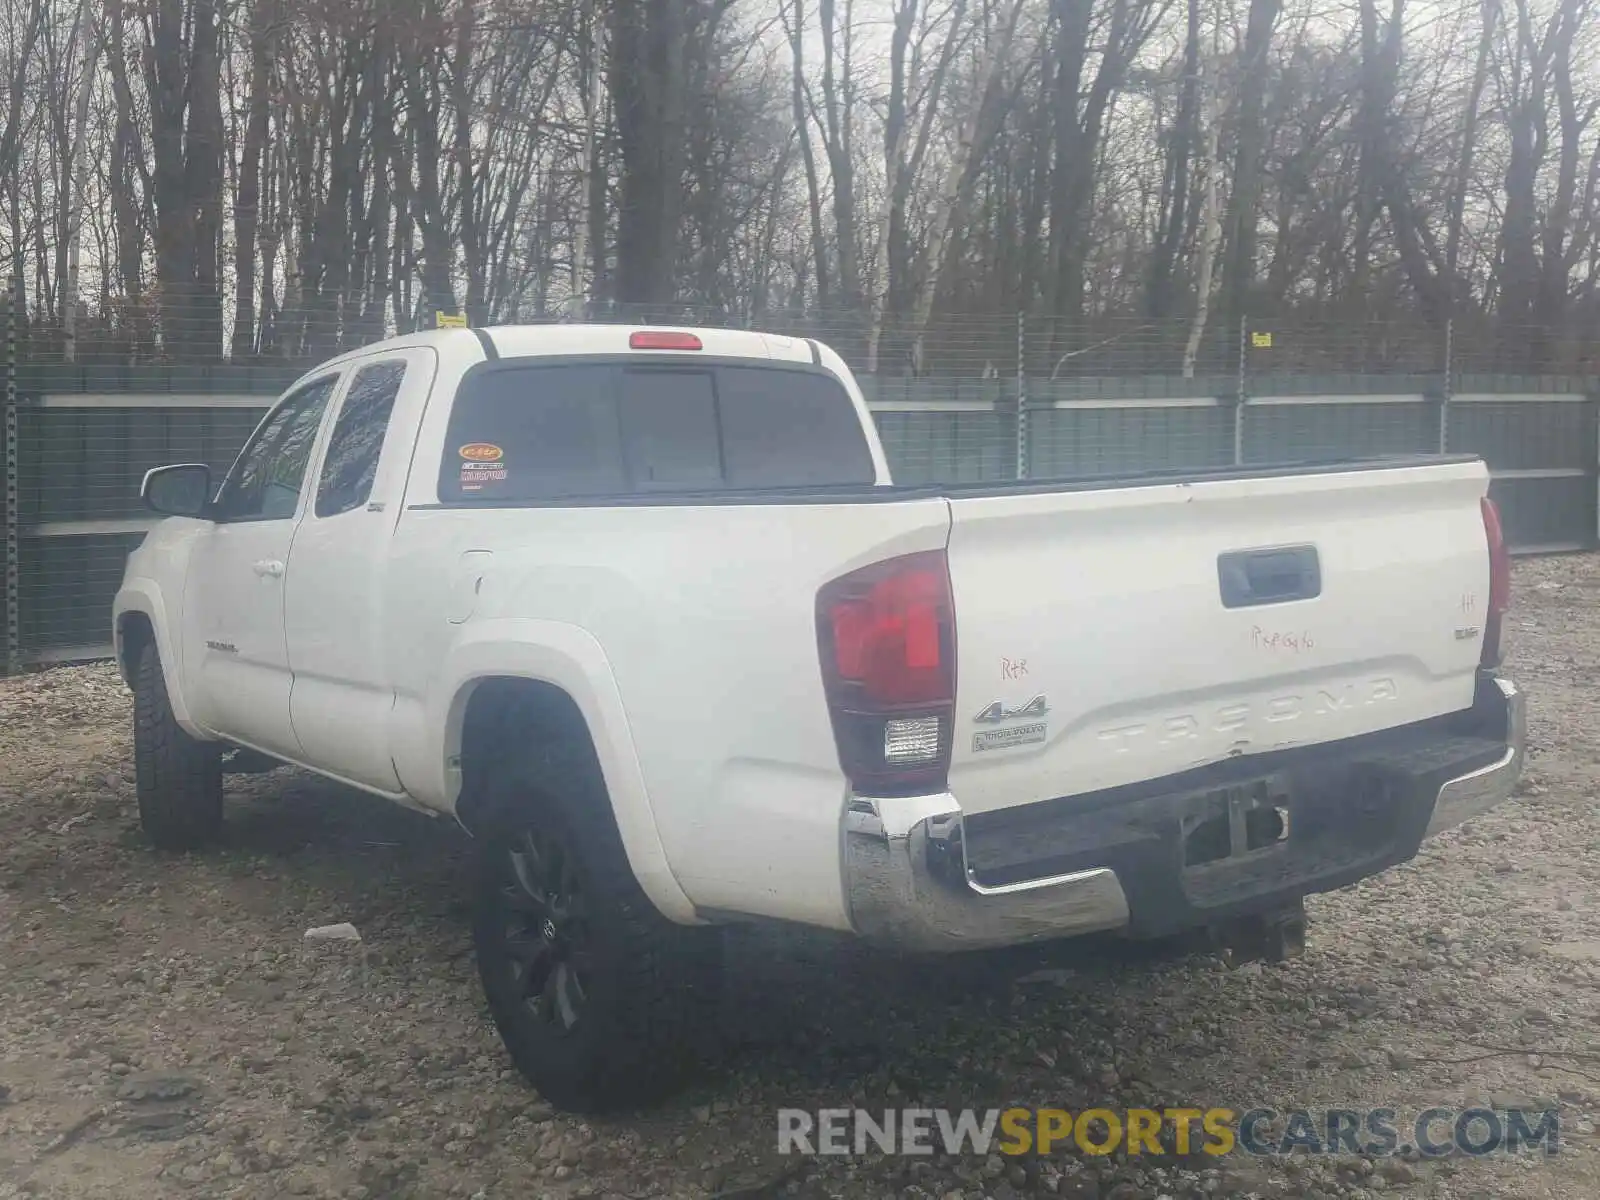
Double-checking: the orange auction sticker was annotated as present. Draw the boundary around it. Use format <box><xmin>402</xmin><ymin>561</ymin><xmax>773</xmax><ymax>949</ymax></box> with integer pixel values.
<box><xmin>458</xmin><ymin>443</ymin><xmax>504</xmax><ymax>462</ymax></box>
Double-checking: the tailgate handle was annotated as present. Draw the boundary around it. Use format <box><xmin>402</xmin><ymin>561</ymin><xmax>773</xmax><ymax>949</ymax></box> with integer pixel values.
<box><xmin>1218</xmin><ymin>546</ymin><xmax>1321</xmax><ymax>608</ymax></box>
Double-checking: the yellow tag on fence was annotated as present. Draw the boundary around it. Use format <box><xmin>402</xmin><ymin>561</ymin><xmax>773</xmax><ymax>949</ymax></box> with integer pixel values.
<box><xmin>436</xmin><ymin>312</ymin><xmax>468</xmax><ymax>329</ymax></box>
<box><xmin>1251</xmin><ymin>331</ymin><xmax>1273</xmax><ymax>348</ymax></box>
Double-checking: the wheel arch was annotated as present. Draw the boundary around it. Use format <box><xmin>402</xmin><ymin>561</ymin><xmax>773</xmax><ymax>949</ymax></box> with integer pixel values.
<box><xmin>114</xmin><ymin>584</ymin><xmax>202</xmax><ymax>733</ymax></box>
<box><xmin>432</xmin><ymin>626</ymin><xmax>698</xmax><ymax>925</ymax></box>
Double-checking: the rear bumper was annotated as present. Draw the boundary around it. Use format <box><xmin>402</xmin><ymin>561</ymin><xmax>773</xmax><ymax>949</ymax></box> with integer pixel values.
<box><xmin>843</xmin><ymin>675</ymin><xmax>1525</xmax><ymax>953</ymax></box>
<box><xmin>1423</xmin><ymin>676</ymin><xmax>1527</xmax><ymax>837</ymax></box>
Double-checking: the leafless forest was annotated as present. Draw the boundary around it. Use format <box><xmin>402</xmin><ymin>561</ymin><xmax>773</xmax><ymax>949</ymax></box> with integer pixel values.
<box><xmin>0</xmin><ymin>0</ymin><xmax>1597</xmax><ymax>373</ymax></box>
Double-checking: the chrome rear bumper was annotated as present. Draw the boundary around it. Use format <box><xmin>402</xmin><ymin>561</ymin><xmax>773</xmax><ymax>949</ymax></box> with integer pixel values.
<box><xmin>843</xmin><ymin>797</ymin><xmax>1131</xmax><ymax>952</ymax></box>
<box><xmin>1422</xmin><ymin>676</ymin><xmax>1526</xmax><ymax>837</ymax></box>
<box><xmin>843</xmin><ymin>675</ymin><xmax>1525</xmax><ymax>953</ymax></box>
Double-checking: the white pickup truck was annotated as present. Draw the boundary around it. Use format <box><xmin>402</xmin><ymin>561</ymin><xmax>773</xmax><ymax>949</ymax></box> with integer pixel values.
<box><xmin>114</xmin><ymin>324</ymin><xmax>1525</xmax><ymax>1112</ymax></box>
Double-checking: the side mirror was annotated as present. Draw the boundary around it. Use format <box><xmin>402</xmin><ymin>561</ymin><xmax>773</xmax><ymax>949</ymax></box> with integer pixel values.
<box><xmin>142</xmin><ymin>464</ymin><xmax>213</xmax><ymax>518</ymax></box>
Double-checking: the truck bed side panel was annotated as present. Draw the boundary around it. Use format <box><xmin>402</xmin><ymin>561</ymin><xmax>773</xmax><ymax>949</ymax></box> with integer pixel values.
<box><xmin>384</xmin><ymin>499</ymin><xmax>951</xmax><ymax>931</ymax></box>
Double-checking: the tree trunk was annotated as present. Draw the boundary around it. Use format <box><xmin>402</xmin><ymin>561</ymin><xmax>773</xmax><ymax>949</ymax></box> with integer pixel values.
<box><xmin>785</xmin><ymin>0</ymin><xmax>830</xmax><ymax>307</ymax></box>
<box><xmin>611</xmin><ymin>0</ymin><xmax>690</xmax><ymax>307</ymax></box>
<box><xmin>231</xmin><ymin>0</ymin><xmax>274</xmax><ymax>357</ymax></box>
<box><xmin>1183</xmin><ymin>42</ymin><xmax>1222</xmax><ymax>379</ymax></box>
<box><xmin>1218</xmin><ymin>0</ymin><xmax>1281</xmax><ymax>332</ymax></box>
<box><xmin>909</xmin><ymin>0</ymin><xmax>1027</xmax><ymax>370</ymax></box>
<box><xmin>62</xmin><ymin>0</ymin><xmax>99</xmax><ymax>363</ymax></box>
<box><xmin>1147</xmin><ymin>0</ymin><xmax>1200</xmax><ymax>320</ymax></box>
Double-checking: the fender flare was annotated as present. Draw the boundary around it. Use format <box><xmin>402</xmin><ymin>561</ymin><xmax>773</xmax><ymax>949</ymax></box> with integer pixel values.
<box><xmin>424</xmin><ymin>619</ymin><xmax>699</xmax><ymax>925</ymax></box>
<box><xmin>112</xmin><ymin>583</ymin><xmax>205</xmax><ymax>736</ymax></box>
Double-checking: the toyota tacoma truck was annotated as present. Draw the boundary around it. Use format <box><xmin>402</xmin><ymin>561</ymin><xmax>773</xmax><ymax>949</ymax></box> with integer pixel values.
<box><xmin>113</xmin><ymin>324</ymin><xmax>1525</xmax><ymax>1112</ymax></box>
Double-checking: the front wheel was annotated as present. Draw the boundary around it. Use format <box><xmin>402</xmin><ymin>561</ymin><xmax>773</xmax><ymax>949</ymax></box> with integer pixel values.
<box><xmin>472</xmin><ymin>750</ymin><xmax>720</xmax><ymax>1113</ymax></box>
<box><xmin>132</xmin><ymin>641</ymin><xmax>223</xmax><ymax>850</ymax></box>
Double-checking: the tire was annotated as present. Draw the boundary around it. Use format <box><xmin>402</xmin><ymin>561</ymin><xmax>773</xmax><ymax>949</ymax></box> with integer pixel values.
<box><xmin>472</xmin><ymin>739</ymin><xmax>721</xmax><ymax>1113</ymax></box>
<box><xmin>133</xmin><ymin>640</ymin><xmax>224</xmax><ymax>850</ymax></box>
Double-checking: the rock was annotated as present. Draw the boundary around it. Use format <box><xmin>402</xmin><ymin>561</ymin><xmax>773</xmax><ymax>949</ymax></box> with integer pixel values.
<box><xmin>115</xmin><ymin>1072</ymin><xmax>196</xmax><ymax>1102</ymax></box>
<box><xmin>304</xmin><ymin>923</ymin><xmax>362</xmax><ymax>943</ymax></box>
<box><xmin>1549</xmin><ymin>941</ymin><xmax>1600</xmax><ymax>963</ymax></box>
<box><xmin>118</xmin><ymin>1109</ymin><xmax>189</xmax><ymax>1136</ymax></box>
<box><xmin>1378</xmin><ymin>1161</ymin><xmax>1417</xmax><ymax>1185</ymax></box>
<box><xmin>1016</xmin><ymin>968</ymin><xmax>1077</xmax><ymax>986</ymax></box>
<box><xmin>1491</xmin><ymin>1094</ymin><xmax>1557</xmax><ymax>1113</ymax></box>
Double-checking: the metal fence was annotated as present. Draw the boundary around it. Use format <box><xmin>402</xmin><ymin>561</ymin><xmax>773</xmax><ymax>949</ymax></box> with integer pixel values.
<box><xmin>2</xmin><ymin>292</ymin><xmax>1597</xmax><ymax>672</ymax></box>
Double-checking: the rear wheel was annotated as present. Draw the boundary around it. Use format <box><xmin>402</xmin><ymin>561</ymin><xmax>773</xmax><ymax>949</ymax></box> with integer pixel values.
<box><xmin>133</xmin><ymin>641</ymin><xmax>223</xmax><ymax>850</ymax></box>
<box><xmin>472</xmin><ymin>743</ymin><xmax>720</xmax><ymax>1113</ymax></box>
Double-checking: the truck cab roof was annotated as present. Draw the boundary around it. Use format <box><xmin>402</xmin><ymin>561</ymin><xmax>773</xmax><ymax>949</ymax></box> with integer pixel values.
<box><xmin>316</xmin><ymin>323</ymin><xmax>825</xmax><ymax>372</ymax></box>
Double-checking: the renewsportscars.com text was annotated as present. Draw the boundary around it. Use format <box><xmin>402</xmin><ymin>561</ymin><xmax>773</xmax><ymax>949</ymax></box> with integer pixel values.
<box><xmin>776</xmin><ymin>1106</ymin><xmax>1560</xmax><ymax>1159</ymax></box>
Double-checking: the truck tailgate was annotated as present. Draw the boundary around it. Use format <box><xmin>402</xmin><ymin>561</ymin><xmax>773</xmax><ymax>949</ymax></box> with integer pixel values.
<box><xmin>944</xmin><ymin>459</ymin><xmax>1493</xmax><ymax>816</ymax></box>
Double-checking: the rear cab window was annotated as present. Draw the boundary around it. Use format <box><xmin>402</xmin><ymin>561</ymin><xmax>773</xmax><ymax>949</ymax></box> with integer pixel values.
<box><xmin>437</xmin><ymin>360</ymin><xmax>876</xmax><ymax>502</ymax></box>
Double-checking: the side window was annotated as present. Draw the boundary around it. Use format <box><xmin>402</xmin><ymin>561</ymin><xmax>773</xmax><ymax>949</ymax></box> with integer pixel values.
<box><xmin>716</xmin><ymin>367</ymin><xmax>877</xmax><ymax>486</ymax></box>
<box><xmin>213</xmin><ymin>376</ymin><xmax>338</xmax><ymax>522</ymax></box>
<box><xmin>315</xmin><ymin>360</ymin><xmax>407</xmax><ymax>517</ymax></box>
<box><xmin>439</xmin><ymin>365</ymin><xmax>624</xmax><ymax>501</ymax></box>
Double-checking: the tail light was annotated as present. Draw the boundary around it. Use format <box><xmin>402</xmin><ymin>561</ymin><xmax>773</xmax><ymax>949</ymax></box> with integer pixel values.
<box><xmin>1481</xmin><ymin>495</ymin><xmax>1511</xmax><ymax>668</ymax></box>
<box><xmin>817</xmin><ymin>551</ymin><xmax>956</xmax><ymax>795</ymax></box>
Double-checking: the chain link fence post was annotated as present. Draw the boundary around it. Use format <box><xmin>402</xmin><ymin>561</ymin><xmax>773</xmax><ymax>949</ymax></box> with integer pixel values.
<box><xmin>1015</xmin><ymin>312</ymin><xmax>1029</xmax><ymax>480</ymax></box>
<box><xmin>1233</xmin><ymin>313</ymin><xmax>1248</xmax><ymax>466</ymax></box>
<box><xmin>1439</xmin><ymin>315</ymin><xmax>1453</xmax><ymax>455</ymax></box>
<box><xmin>4</xmin><ymin>274</ymin><xmax>20</xmax><ymax>676</ymax></box>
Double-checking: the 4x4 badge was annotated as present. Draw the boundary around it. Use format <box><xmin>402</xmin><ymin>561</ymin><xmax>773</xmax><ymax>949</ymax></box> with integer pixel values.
<box><xmin>974</xmin><ymin>695</ymin><xmax>1049</xmax><ymax>724</ymax></box>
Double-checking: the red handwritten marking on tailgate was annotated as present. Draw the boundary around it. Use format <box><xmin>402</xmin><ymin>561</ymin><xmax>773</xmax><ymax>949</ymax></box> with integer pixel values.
<box><xmin>1252</xmin><ymin>626</ymin><xmax>1315</xmax><ymax>653</ymax></box>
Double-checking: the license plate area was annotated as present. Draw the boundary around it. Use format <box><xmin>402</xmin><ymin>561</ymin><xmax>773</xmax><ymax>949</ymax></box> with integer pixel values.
<box><xmin>1182</xmin><ymin>776</ymin><xmax>1292</xmax><ymax>869</ymax></box>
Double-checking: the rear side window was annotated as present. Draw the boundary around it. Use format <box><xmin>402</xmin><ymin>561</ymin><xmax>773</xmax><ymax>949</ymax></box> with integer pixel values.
<box><xmin>717</xmin><ymin>366</ymin><xmax>877</xmax><ymax>486</ymax></box>
<box><xmin>443</xmin><ymin>365</ymin><xmax>624</xmax><ymax>499</ymax></box>
<box><xmin>316</xmin><ymin>360</ymin><xmax>407</xmax><ymax>517</ymax></box>
<box><xmin>438</xmin><ymin>361</ymin><xmax>875</xmax><ymax>502</ymax></box>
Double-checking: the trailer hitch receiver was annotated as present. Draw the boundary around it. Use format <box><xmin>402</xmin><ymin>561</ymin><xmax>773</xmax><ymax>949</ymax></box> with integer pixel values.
<box><xmin>1213</xmin><ymin>901</ymin><xmax>1307</xmax><ymax>966</ymax></box>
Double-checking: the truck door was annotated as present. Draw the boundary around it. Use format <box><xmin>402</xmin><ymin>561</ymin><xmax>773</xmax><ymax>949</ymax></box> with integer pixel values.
<box><xmin>181</xmin><ymin>373</ymin><xmax>342</xmax><ymax>757</ymax></box>
<box><xmin>284</xmin><ymin>348</ymin><xmax>436</xmax><ymax>793</ymax></box>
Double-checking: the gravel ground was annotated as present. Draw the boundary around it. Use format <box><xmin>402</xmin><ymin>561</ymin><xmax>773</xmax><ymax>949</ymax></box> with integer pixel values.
<box><xmin>3</xmin><ymin>554</ymin><xmax>1599</xmax><ymax>1200</ymax></box>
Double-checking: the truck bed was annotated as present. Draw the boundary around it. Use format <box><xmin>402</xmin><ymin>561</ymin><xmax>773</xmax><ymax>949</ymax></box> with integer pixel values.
<box><xmin>408</xmin><ymin>453</ymin><xmax>1480</xmax><ymax>510</ymax></box>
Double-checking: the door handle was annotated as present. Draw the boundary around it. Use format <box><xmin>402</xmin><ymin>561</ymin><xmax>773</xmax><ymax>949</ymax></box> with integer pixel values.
<box><xmin>252</xmin><ymin>559</ymin><xmax>285</xmax><ymax>579</ymax></box>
